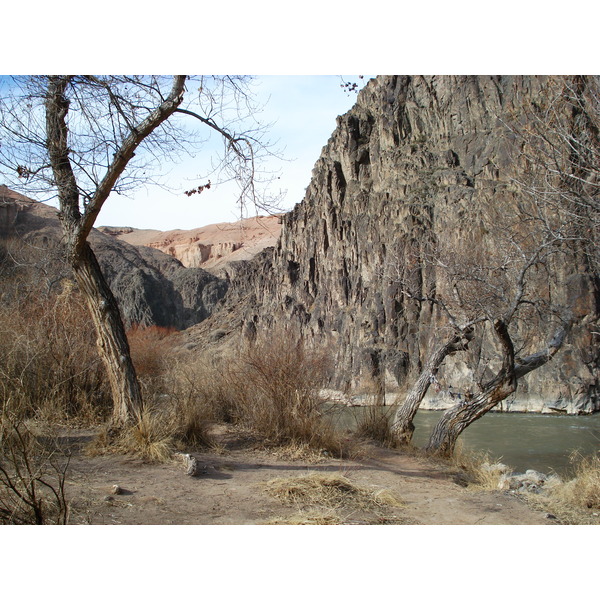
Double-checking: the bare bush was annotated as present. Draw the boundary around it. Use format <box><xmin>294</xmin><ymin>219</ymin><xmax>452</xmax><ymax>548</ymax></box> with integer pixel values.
<box><xmin>127</xmin><ymin>325</ymin><xmax>178</xmax><ymax>383</ymax></box>
<box><xmin>0</xmin><ymin>414</ymin><xmax>70</xmax><ymax>524</ymax></box>
<box><xmin>225</xmin><ymin>336</ymin><xmax>345</xmax><ymax>454</ymax></box>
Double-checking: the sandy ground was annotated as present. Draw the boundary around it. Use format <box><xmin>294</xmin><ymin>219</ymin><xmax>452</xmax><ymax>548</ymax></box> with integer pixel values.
<box><xmin>60</xmin><ymin>427</ymin><xmax>555</xmax><ymax>526</ymax></box>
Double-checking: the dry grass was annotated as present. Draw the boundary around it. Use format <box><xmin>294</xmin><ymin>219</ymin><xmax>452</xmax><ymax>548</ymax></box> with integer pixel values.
<box><xmin>354</xmin><ymin>404</ymin><xmax>399</xmax><ymax>448</ymax></box>
<box><xmin>173</xmin><ymin>335</ymin><xmax>350</xmax><ymax>457</ymax></box>
<box><xmin>521</xmin><ymin>452</ymin><xmax>600</xmax><ymax>525</ymax></box>
<box><xmin>556</xmin><ymin>451</ymin><xmax>600</xmax><ymax>509</ymax></box>
<box><xmin>265</xmin><ymin>510</ymin><xmax>342</xmax><ymax>525</ymax></box>
<box><xmin>450</xmin><ymin>446</ymin><xmax>600</xmax><ymax>524</ymax></box>
<box><xmin>0</xmin><ymin>238</ymin><xmax>112</xmax><ymax>425</ymax></box>
<box><xmin>228</xmin><ymin>336</ymin><xmax>340</xmax><ymax>451</ymax></box>
<box><xmin>0</xmin><ymin>280</ymin><xmax>110</xmax><ymax>425</ymax></box>
<box><xmin>448</xmin><ymin>444</ymin><xmax>511</xmax><ymax>490</ymax></box>
<box><xmin>263</xmin><ymin>471</ymin><xmax>405</xmax><ymax>524</ymax></box>
<box><xmin>87</xmin><ymin>400</ymin><xmax>216</xmax><ymax>463</ymax></box>
<box><xmin>127</xmin><ymin>325</ymin><xmax>178</xmax><ymax>382</ymax></box>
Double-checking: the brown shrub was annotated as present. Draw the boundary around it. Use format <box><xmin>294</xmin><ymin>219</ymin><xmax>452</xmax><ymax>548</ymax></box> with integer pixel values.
<box><xmin>222</xmin><ymin>335</ymin><xmax>345</xmax><ymax>455</ymax></box>
<box><xmin>126</xmin><ymin>324</ymin><xmax>178</xmax><ymax>382</ymax></box>
<box><xmin>148</xmin><ymin>333</ymin><xmax>347</xmax><ymax>457</ymax></box>
<box><xmin>0</xmin><ymin>280</ymin><xmax>111</xmax><ymax>424</ymax></box>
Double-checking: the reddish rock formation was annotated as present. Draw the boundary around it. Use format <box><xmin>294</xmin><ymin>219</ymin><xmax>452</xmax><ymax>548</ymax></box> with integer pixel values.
<box><xmin>98</xmin><ymin>215</ymin><xmax>281</xmax><ymax>271</ymax></box>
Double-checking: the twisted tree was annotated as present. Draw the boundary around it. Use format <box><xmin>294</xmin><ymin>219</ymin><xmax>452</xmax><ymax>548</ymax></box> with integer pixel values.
<box><xmin>391</xmin><ymin>75</ymin><xmax>599</xmax><ymax>455</ymax></box>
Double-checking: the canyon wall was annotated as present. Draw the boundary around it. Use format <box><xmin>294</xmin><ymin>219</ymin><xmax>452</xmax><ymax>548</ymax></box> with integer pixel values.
<box><xmin>99</xmin><ymin>215</ymin><xmax>281</xmax><ymax>271</ymax></box>
<box><xmin>0</xmin><ymin>188</ymin><xmax>228</xmax><ymax>330</ymax></box>
<box><xmin>188</xmin><ymin>76</ymin><xmax>600</xmax><ymax>414</ymax></box>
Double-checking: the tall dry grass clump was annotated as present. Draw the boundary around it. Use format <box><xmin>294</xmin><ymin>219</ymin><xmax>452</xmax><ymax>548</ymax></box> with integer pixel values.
<box><xmin>0</xmin><ymin>278</ymin><xmax>111</xmax><ymax>425</ymax></box>
<box><xmin>453</xmin><ymin>450</ymin><xmax>512</xmax><ymax>489</ymax></box>
<box><xmin>353</xmin><ymin>383</ymin><xmax>399</xmax><ymax>447</ymax></box>
<box><xmin>88</xmin><ymin>345</ymin><xmax>221</xmax><ymax>461</ymax></box>
<box><xmin>551</xmin><ymin>451</ymin><xmax>600</xmax><ymax>510</ymax></box>
<box><xmin>225</xmin><ymin>335</ymin><xmax>345</xmax><ymax>455</ymax></box>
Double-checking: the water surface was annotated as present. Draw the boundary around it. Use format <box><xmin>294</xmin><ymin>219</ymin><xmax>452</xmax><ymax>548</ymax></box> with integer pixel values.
<box><xmin>330</xmin><ymin>406</ymin><xmax>600</xmax><ymax>476</ymax></box>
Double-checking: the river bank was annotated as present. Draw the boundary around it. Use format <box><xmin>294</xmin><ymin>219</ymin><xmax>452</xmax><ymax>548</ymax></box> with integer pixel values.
<box><xmin>49</xmin><ymin>424</ymin><xmax>593</xmax><ymax>525</ymax></box>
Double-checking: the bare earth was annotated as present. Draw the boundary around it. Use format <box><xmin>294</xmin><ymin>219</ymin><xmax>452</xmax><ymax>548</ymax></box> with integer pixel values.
<box><xmin>61</xmin><ymin>427</ymin><xmax>553</xmax><ymax>525</ymax></box>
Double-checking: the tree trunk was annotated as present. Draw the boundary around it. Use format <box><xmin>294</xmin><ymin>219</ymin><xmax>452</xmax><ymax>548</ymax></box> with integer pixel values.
<box><xmin>425</xmin><ymin>319</ymin><xmax>570</xmax><ymax>456</ymax></box>
<box><xmin>43</xmin><ymin>76</ymin><xmax>187</xmax><ymax>427</ymax></box>
<box><xmin>425</xmin><ymin>376</ymin><xmax>516</xmax><ymax>457</ymax></box>
<box><xmin>72</xmin><ymin>243</ymin><xmax>143</xmax><ymax>426</ymax></box>
<box><xmin>391</xmin><ymin>329</ymin><xmax>474</xmax><ymax>445</ymax></box>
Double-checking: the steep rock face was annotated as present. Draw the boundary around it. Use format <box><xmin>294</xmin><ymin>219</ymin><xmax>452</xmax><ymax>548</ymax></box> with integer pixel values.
<box><xmin>0</xmin><ymin>190</ymin><xmax>228</xmax><ymax>330</ymax></box>
<box><xmin>190</xmin><ymin>76</ymin><xmax>600</xmax><ymax>414</ymax></box>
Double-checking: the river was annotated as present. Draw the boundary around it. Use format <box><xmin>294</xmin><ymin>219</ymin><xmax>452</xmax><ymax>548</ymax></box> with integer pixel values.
<box><xmin>329</xmin><ymin>406</ymin><xmax>600</xmax><ymax>476</ymax></box>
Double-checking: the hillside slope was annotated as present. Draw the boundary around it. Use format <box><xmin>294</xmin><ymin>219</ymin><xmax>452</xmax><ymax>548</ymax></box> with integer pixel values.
<box><xmin>0</xmin><ymin>186</ymin><xmax>228</xmax><ymax>330</ymax></box>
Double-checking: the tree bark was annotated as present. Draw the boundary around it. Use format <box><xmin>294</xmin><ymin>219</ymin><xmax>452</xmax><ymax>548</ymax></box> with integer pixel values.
<box><xmin>72</xmin><ymin>243</ymin><xmax>143</xmax><ymax>425</ymax></box>
<box><xmin>391</xmin><ymin>328</ymin><xmax>474</xmax><ymax>445</ymax></box>
<box><xmin>43</xmin><ymin>76</ymin><xmax>187</xmax><ymax>427</ymax></box>
<box><xmin>425</xmin><ymin>319</ymin><xmax>570</xmax><ymax>456</ymax></box>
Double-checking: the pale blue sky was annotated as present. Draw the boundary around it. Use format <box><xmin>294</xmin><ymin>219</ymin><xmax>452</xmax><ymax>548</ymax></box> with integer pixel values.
<box><xmin>91</xmin><ymin>75</ymin><xmax>370</xmax><ymax>231</ymax></box>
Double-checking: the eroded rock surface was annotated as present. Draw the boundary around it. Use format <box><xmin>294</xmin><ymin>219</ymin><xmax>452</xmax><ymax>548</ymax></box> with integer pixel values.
<box><xmin>186</xmin><ymin>76</ymin><xmax>600</xmax><ymax>414</ymax></box>
<box><xmin>0</xmin><ymin>188</ymin><xmax>228</xmax><ymax>330</ymax></box>
<box><xmin>99</xmin><ymin>214</ymin><xmax>281</xmax><ymax>271</ymax></box>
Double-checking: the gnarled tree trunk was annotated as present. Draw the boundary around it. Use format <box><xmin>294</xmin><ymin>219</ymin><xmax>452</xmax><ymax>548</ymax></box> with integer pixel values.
<box><xmin>426</xmin><ymin>319</ymin><xmax>571</xmax><ymax>456</ymax></box>
<box><xmin>391</xmin><ymin>328</ymin><xmax>474</xmax><ymax>445</ymax></box>
<box><xmin>72</xmin><ymin>243</ymin><xmax>143</xmax><ymax>425</ymax></box>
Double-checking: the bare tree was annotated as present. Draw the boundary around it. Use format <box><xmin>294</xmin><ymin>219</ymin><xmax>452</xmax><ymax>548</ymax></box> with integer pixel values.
<box><xmin>0</xmin><ymin>76</ymin><xmax>277</xmax><ymax>427</ymax></box>
<box><xmin>390</xmin><ymin>204</ymin><xmax>575</xmax><ymax>452</ymax></box>
<box><xmin>501</xmin><ymin>75</ymin><xmax>600</xmax><ymax>274</ymax></box>
<box><xmin>389</xmin><ymin>86</ymin><xmax>596</xmax><ymax>455</ymax></box>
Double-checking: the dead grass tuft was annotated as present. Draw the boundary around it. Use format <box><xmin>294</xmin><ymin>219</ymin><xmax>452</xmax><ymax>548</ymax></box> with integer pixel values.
<box><xmin>522</xmin><ymin>451</ymin><xmax>600</xmax><ymax>524</ymax></box>
<box><xmin>87</xmin><ymin>400</ymin><xmax>216</xmax><ymax>463</ymax></box>
<box><xmin>449</xmin><ymin>444</ymin><xmax>510</xmax><ymax>490</ymax></box>
<box><xmin>264</xmin><ymin>471</ymin><xmax>404</xmax><ymax>510</ymax></box>
<box><xmin>265</xmin><ymin>510</ymin><xmax>342</xmax><ymax>525</ymax></box>
<box><xmin>556</xmin><ymin>451</ymin><xmax>600</xmax><ymax>509</ymax></box>
<box><xmin>354</xmin><ymin>404</ymin><xmax>399</xmax><ymax>448</ymax></box>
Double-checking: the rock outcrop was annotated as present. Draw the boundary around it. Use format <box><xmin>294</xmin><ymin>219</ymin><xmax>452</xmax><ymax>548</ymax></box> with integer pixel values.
<box><xmin>98</xmin><ymin>214</ymin><xmax>281</xmax><ymax>271</ymax></box>
<box><xmin>0</xmin><ymin>187</ymin><xmax>228</xmax><ymax>330</ymax></box>
<box><xmin>185</xmin><ymin>76</ymin><xmax>600</xmax><ymax>414</ymax></box>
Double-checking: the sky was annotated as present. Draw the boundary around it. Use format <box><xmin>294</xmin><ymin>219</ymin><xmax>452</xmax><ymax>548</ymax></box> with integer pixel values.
<box><xmin>91</xmin><ymin>75</ymin><xmax>371</xmax><ymax>231</ymax></box>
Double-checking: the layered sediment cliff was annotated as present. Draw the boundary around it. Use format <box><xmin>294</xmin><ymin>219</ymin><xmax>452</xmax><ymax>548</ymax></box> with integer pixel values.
<box><xmin>99</xmin><ymin>215</ymin><xmax>281</xmax><ymax>271</ymax></box>
<box><xmin>188</xmin><ymin>76</ymin><xmax>600</xmax><ymax>414</ymax></box>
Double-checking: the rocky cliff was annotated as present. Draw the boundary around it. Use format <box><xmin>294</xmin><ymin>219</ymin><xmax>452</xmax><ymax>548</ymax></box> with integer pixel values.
<box><xmin>98</xmin><ymin>215</ymin><xmax>281</xmax><ymax>272</ymax></box>
<box><xmin>186</xmin><ymin>76</ymin><xmax>600</xmax><ymax>414</ymax></box>
<box><xmin>0</xmin><ymin>186</ymin><xmax>228</xmax><ymax>330</ymax></box>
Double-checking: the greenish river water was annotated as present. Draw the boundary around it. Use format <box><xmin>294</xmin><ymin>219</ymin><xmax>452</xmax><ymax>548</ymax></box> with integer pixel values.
<box><xmin>330</xmin><ymin>406</ymin><xmax>600</xmax><ymax>476</ymax></box>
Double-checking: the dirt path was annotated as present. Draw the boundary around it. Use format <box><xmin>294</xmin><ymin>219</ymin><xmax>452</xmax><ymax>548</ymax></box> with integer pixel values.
<box><xmin>61</xmin><ymin>428</ymin><xmax>553</xmax><ymax>525</ymax></box>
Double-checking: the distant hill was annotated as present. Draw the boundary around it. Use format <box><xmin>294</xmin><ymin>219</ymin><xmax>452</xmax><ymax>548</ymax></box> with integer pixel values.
<box><xmin>0</xmin><ymin>186</ymin><xmax>228</xmax><ymax>330</ymax></box>
<box><xmin>98</xmin><ymin>214</ymin><xmax>282</xmax><ymax>272</ymax></box>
